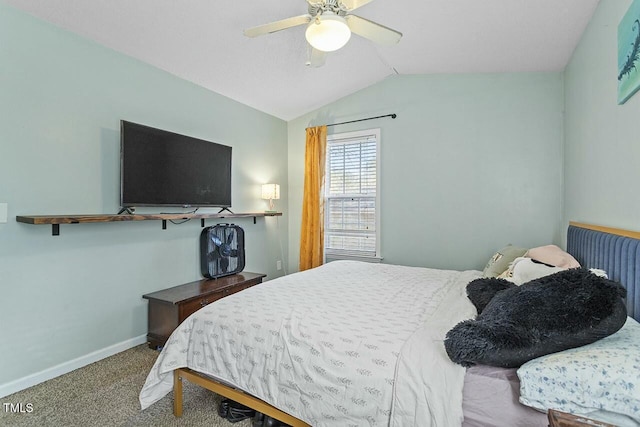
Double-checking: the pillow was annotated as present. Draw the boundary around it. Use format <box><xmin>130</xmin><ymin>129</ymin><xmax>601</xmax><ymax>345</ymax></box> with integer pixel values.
<box><xmin>444</xmin><ymin>268</ymin><xmax>627</xmax><ymax>368</ymax></box>
<box><xmin>526</xmin><ymin>244</ymin><xmax>580</xmax><ymax>268</ymax></box>
<box><xmin>518</xmin><ymin>317</ymin><xmax>640</xmax><ymax>426</ymax></box>
<box><xmin>482</xmin><ymin>245</ymin><xmax>528</xmax><ymax>277</ymax></box>
<box><xmin>501</xmin><ymin>257</ymin><xmax>566</xmax><ymax>285</ymax></box>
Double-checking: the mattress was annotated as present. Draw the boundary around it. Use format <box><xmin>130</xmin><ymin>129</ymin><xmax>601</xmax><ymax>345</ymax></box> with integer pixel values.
<box><xmin>139</xmin><ymin>260</ymin><xmax>481</xmax><ymax>426</ymax></box>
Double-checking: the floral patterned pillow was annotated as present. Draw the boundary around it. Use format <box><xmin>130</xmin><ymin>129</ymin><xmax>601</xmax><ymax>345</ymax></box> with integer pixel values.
<box><xmin>517</xmin><ymin>317</ymin><xmax>640</xmax><ymax>425</ymax></box>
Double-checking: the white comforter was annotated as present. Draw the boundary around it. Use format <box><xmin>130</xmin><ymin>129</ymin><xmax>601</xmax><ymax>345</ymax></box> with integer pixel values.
<box><xmin>139</xmin><ymin>261</ymin><xmax>479</xmax><ymax>426</ymax></box>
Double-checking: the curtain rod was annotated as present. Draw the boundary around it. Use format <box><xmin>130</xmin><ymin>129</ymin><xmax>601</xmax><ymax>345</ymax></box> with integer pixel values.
<box><xmin>307</xmin><ymin>113</ymin><xmax>397</xmax><ymax>129</ymax></box>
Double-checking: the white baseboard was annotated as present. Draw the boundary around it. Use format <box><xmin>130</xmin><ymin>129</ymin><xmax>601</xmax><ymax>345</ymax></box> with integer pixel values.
<box><xmin>0</xmin><ymin>334</ymin><xmax>147</xmax><ymax>398</ymax></box>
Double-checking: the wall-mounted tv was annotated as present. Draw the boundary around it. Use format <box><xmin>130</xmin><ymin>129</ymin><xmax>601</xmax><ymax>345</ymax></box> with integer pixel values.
<box><xmin>120</xmin><ymin>120</ymin><xmax>232</xmax><ymax>209</ymax></box>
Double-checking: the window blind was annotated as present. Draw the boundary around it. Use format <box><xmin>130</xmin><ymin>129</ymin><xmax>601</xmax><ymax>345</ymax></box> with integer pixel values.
<box><xmin>325</xmin><ymin>132</ymin><xmax>378</xmax><ymax>258</ymax></box>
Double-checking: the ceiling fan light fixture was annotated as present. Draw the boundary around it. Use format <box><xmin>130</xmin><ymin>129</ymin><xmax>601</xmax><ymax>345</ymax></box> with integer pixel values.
<box><xmin>305</xmin><ymin>13</ymin><xmax>351</xmax><ymax>52</ymax></box>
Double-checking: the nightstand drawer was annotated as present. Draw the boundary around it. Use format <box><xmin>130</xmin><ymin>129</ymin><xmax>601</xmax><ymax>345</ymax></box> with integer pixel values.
<box><xmin>180</xmin><ymin>292</ymin><xmax>224</xmax><ymax>319</ymax></box>
<box><xmin>223</xmin><ymin>279</ymin><xmax>261</xmax><ymax>297</ymax></box>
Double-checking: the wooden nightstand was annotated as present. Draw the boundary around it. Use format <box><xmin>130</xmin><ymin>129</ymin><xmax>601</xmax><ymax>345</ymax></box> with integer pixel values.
<box><xmin>548</xmin><ymin>409</ymin><xmax>617</xmax><ymax>427</ymax></box>
<box><xmin>143</xmin><ymin>272</ymin><xmax>266</xmax><ymax>349</ymax></box>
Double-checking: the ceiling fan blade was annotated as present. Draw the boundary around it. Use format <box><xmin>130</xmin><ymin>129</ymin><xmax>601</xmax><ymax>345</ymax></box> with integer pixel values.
<box><xmin>306</xmin><ymin>47</ymin><xmax>327</xmax><ymax>67</ymax></box>
<box><xmin>345</xmin><ymin>15</ymin><xmax>402</xmax><ymax>46</ymax></box>
<box><xmin>244</xmin><ymin>15</ymin><xmax>312</xmax><ymax>38</ymax></box>
<box><xmin>339</xmin><ymin>0</ymin><xmax>375</xmax><ymax>11</ymax></box>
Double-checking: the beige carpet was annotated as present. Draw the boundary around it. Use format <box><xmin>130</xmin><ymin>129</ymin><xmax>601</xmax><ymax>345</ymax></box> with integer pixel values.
<box><xmin>0</xmin><ymin>345</ymin><xmax>252</xmax><ymax>427</ymax></box>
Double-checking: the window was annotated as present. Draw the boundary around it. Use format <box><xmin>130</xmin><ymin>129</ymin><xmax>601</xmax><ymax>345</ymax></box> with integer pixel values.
<box><xmin>324</xmin><ymin>128</ymin><xmax>380</xmax><ymax>260</ymax></box>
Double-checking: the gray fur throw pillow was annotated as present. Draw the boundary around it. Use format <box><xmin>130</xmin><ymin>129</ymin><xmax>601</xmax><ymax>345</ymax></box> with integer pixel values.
<box><xmin>444</xmin><ymin>268</ymin><xmax>627</xmax><ymax>368</ymax></box>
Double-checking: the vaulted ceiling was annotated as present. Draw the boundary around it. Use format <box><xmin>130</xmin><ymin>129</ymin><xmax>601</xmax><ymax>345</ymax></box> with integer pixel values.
<box><xmin>5</xmin><ymin>0</ymin><xmax>600</xmax><ymax>120</ymax></box>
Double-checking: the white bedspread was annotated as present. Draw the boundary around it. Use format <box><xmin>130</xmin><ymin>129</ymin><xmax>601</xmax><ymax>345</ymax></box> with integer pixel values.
<box><xmin>139</xmin><ymin>261</ymin><xmax>479</xmax><ymax>426</ymax></box>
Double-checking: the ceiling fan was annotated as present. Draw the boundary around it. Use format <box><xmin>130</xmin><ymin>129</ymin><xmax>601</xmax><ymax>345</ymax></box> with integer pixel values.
<box><xmin>244</xmin><ymin>0</ymin><xmax>402</xmax><ymax>67</ymax></box>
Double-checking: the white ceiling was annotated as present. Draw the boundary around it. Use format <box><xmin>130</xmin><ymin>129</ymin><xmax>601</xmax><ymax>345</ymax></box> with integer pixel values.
<box><xmin>5</xmin><ymin>0</ymin><xmax>600</xmax><ymax>121</ymax></box>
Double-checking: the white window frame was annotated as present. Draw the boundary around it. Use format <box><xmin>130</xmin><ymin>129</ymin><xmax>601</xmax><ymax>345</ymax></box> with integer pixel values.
<box><xmin>324</xmin><ymin>128</ymin><xmax>381</xmax><ymax>262</ymax></box>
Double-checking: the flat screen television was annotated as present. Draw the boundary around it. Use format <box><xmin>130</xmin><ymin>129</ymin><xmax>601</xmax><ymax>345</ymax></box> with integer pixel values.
<box><xmin>120</xmin><ymin>120</ymin><xmax>232</xmax><ymax>209</ymax></box>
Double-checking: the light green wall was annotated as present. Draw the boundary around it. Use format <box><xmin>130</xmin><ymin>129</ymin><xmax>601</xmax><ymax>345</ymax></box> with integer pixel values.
<box><xmin>288</xmin><ymin>73</ymin><xmax>565</xmax><ymax>272</ymax></box>
<box><xmin>564</xmin><ymin>0</ymin><xmax>640</xmax><ymax>232</ymax></box>
<box><xmin>0</xmin><ymin>3</ymin><xmax>287</xmax><ymax>387</ymax></box>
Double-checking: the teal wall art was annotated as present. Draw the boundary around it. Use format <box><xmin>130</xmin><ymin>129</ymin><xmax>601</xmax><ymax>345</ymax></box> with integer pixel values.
<box><xmin>618</xmin><ymin>0</ymin><xmax>640</xmax><ymax>104</ymax></box>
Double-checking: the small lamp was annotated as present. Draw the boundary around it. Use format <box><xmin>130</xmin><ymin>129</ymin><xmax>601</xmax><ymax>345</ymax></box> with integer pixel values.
<box><xmin>261</xmin><ymin>184</ymin><xmax>280</xmax><ymax>212</ymax></box>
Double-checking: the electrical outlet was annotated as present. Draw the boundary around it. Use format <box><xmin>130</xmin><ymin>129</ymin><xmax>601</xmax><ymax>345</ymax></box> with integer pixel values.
<box><xmin>0</xmin><ymin>203</ymin><xmax>7</xmax><ymax>223</ymax></box>
<box><xmin>276</xmin><ymin>260</ymin><xmax>282</xmax><ymax>271</ymax></box>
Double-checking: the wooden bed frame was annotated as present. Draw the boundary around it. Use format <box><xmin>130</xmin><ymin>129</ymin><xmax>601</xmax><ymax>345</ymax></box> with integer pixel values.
<box><xmin>569</xmin><ymin>221</ymin><xmax>640</xmax><ymax>240</ymax></box>
<box><xmin>172</xmin><ymin>222</ymin><xmax>640</xmax><ymax>425</ymax></box>
<box><xmin>173</xmin><ymin>368</ymin><xmax>310</xmax><ymax>426</ymax></box>
<box><xmin>173</xmin><ymin>368</ymin><xmax>310</xmax><ymax>427</ymax></box>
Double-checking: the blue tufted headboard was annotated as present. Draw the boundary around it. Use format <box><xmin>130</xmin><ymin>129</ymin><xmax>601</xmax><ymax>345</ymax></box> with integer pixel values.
<box><xmin>567</xmin><ymin>222</ymin><xmax>640</xmax><ymax>322</ymax></box>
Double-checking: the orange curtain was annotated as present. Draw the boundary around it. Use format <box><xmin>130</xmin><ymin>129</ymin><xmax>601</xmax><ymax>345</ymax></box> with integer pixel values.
<box><xmin>299</xmin><ymin>125</ymin><xmax>327</xmax><ymax>271</ymax></box>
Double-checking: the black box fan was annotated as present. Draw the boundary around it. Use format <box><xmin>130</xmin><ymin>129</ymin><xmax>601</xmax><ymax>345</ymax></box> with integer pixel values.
<box><xmin>200</xmin><ymin>224</ymin><xmax>245</xmax><ymax>279</ymax></box>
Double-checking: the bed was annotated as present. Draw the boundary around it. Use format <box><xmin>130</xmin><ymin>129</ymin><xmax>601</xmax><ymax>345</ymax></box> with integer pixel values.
<box><xmin>139</xmin><ymin>222</ymin><xmax>640</xmax><ymax>426</ymax></box>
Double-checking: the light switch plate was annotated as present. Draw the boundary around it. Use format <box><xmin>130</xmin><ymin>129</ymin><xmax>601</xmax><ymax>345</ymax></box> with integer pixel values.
<box><xmin>0</xmin><ymin>203</ymin><xmax>7</xmax><ymax>223</ymax></box>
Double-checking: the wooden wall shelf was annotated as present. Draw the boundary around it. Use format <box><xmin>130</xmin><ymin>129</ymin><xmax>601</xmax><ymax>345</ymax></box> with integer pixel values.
<box><xmin>16</xmin><ymin>212</ymin><xmax>282</xmax><ymax>236</ymax></box>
